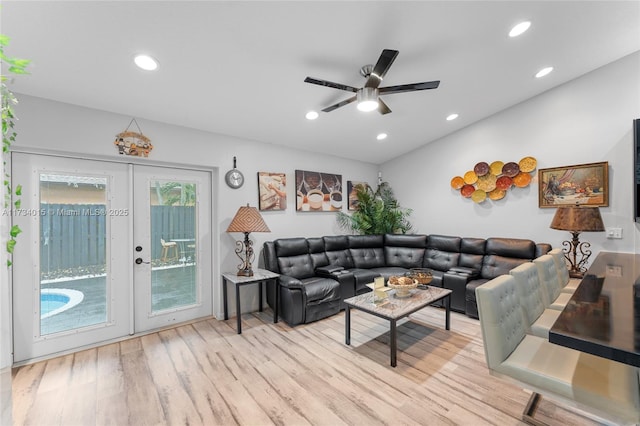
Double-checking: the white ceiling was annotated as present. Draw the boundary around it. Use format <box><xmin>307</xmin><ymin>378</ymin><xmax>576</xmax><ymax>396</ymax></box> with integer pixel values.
<box><xmin>3</xmin><ymin>1</ymin><xmax>640</xmax><ymax>164</ymax></box>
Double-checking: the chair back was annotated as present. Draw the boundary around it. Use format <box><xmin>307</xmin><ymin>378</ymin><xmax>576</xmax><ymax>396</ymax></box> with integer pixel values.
<box><xmin>509</xmin><ymin>262</ymin><xmax>546</xmax><ymax>326</ymax></box>
<box><xmin>533</xmin><ymin>255</ymin><xmax>562</xmax><ymax>306</ymax></box>
<box><xmin>548</xmin><ymin>248</ymin><xmax>570</xmax><ymax>286</ymax></box>
<box><xmin>475</xmin><ymin>275</ymin><xmax>527</xmax><ymax>371</ymax></box>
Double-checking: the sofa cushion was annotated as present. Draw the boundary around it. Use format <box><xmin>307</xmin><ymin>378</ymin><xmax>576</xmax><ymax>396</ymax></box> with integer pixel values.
<box><xmin>347</xmin><ymin>235</ymin><xmax>385</xmax><ymax>268</ymax></box>
<box><xmin>481</xmin><ymin>255</ymin><xmax>530</xmax><ymax>280</ymax></box>
<box><xmin>324</xmin><ymin>235</ymin><xmax>355</xmax><ymax>268</ymax></box>
<box><xmin>427</xmin><ymin>234</ymin><xmax>461</xmax><ymax>251</ymax></box>
<box><xmin>458</xmin><ymin>237</ymin><xmax>485</xmax><ymax>271</ymax></box>
<box><xmin>300</xmin><ymin>276</ymin><xmax>341</xmax><ymax>304</ymax></box>
<box><xmin>307</xmin><ymin>237</ymin><xmax>329</xmax><ymax>269</ymax></box>
<box><xmin>323</xmin><ymin>235</ymin><xmax>350</xmax><ymax>251</ymax></box>
<box><xmin>385</xmin><ymin>246</ymin><xmax>425</xmax><ymax>268</ymax></box>
<box><xmin>423</xmin><ymin>234</ymin><xmax>461</xmax><ymax>272</ymax></box>
<box><xmin>424</xmin><ymin>249</ymin><xmax>460</xmax><ymax>272</ymax></box>
<box><xmin>384</xmin><ymin>233</ymin><xmax>427</xmax><ymax>248</ymax></box>
<box><xmin>348</xmin><ymin>234</ymin><xmax>384</xmax><ymax>248</ymax></box>
<box><xmin>350</xmin><ymin>247</ymin><xmax>386</xmax><ymax>268</ymax></box>
<box><xmin>485</xmin><ymin>237</ymin><xmax>535</xmax><ymax>259</ymax></box>
<box><xmin>278</xmin><ymin>254</ymin><xmax>315</xmax><ymax>279</ymax></box>
<box><xmin>274</xmin><ymin>237</ymin><xmax>309</xmax><ymax>257</ymax></box>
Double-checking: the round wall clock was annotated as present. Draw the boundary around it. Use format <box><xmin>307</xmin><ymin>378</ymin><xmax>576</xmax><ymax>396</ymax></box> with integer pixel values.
<box><xmin>225</xmin><ymin>156</ymin><xmax>244</xmax><ymax>189</ymax></box>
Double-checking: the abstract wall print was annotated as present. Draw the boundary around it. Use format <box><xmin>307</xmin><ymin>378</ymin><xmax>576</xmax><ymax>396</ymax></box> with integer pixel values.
<box><xmin>450</xmin><ymin>157</ymin><xmax>537</xmax><ymax>204</ymax></box>
<box><xmin>538</xmin><ymin>161</ymin><xmax>609</xmax><ymax>208</ymax></box>
<box><xmin>295</xmin><ymin>170</ymin><xmax>343</xmax><ymax>211</ymax></box>
<box><xmin>347</xmin><ymin>180</ymin><xmax>369</xmax><ymax>211</ymax></box>
<box><xmin>258</xmin><ymin>172</ymin><xmax>287</xmax><ymax>211</ymax></box>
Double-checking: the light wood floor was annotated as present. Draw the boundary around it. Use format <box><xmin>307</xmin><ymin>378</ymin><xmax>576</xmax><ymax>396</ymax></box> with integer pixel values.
<box><xmin>12</xmin><ymin>306</ymin><xmax>600</xmax><ymax>426</ymax></box>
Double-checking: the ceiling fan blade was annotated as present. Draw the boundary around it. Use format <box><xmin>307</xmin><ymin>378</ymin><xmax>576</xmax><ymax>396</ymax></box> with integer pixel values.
<box><xmin>304</xmin><ymin>77</ymin><xmax>358</xmax><ymax>92</ymax></box>
<box><xmin>365</xmin><ymin>49</ymin><xmax>399</xmax><ymax>88</ymax></box>
<box><xmin>378</xmin><ymin>98</ymin><xmax>392</xmax><ymax>115</ymax></box>
<box><xmin>379</xmin><ymin>80</ymin><xmax>440</xmax><ymax>94</ymax></box>
<box><xmin>322</xmin><ymin>95</ymin><xmax>357</xmax><ymax>113</ymax></box>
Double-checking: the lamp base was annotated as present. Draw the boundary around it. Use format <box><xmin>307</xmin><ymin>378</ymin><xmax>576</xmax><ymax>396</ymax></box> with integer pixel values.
<box><xmin>568</xmin><ymin>270</ymin><xmax>584</xmax><ymax>279</ymax></box>
<box><xmin>237</xmin><ymin>268</ymin><xmax>254</xmax><ymax>277</ymax></box>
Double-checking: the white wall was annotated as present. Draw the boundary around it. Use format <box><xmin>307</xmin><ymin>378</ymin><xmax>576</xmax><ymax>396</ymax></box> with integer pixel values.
<box><xmin>383</xmin><ymin>51</ymin><xmax>640</xmax><ymax>260</ymax></box>
<box><xmin>11</xmin><ymin>94</ymin><xmax>379</xmax><ymax>319</ymax></box>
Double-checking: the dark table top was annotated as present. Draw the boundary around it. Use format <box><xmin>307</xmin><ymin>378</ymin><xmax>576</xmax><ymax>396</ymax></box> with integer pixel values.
<box><xmin>549</xmin><ymin>251</ymin><xmax>640</xmax><ymax>367</ymax></box>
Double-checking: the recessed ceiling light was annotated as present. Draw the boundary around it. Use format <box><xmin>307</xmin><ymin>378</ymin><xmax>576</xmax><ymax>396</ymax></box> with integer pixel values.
<box><xmin>376</xmin><ymin>133</ymin><xmax>387</xmax><ymax>141</ymax></box>
<box><xmin>446</xmin><ymin>113</ymin><xmax>459</xmax><ymax>121</ymax></box>
<box><xmin>509</xmin><ymin>21</ymin><xmax>531</xmax><ymax>38</ymax></box>
<box><xmin>305</xmin><ymin>111</ymin><xmax>319</xmax><ymax>120</ymax></box>
<box><xmin>134</xmin><ymin>54</ymin><xmax>159</xmax><ymax>71</ymax></box>
<box><xmin>535</xmin><ymin>66</ymin><xmax>553</xmax><ymax>78</ymax></box>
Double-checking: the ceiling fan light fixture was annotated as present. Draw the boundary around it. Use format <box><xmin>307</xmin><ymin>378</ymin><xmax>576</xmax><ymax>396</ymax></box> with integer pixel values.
<box><xmin>357</xmin><ymin>87</ymin><xmax>379</xmax><ymax>112</ymax></box>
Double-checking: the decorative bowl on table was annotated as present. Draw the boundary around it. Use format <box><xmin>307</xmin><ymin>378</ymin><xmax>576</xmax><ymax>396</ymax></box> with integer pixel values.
<box><xmin>387</xmin><ymin>276</ymin><xmax>418</xmax><ymax>298</ymax></box>
<box><xmin>405</xmin><ymin>268</ymin><xmax>433</xmax><ymax>285</ymax></box>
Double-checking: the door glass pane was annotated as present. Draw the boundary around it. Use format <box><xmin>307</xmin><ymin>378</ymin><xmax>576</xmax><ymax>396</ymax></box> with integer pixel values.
<box><xmin>150</xmin><ymin>181</ymin><xmax>197</xmax><ymax>312</ymax></box>
<box><xmin>40</xmin><ymin>174</ymin><xmax>108</xmax><ymax>335</ymax></box>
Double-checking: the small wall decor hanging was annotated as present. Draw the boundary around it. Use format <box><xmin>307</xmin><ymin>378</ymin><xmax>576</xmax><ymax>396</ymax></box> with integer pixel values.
<box><xmin>450</xmin><ymin>156</ymin><xmax>537</xmax><ymax>203</ymax></box>
<box><xmin>114</xmin><ymin>118</ymin><xmax>153</xmax><ymax>157</ymax></box>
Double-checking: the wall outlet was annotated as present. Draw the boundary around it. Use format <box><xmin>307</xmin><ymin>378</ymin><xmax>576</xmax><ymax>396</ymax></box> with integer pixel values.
<box><xmin>606</xmin><ymin>227</ymin><xmax>623</xmax><ymax>239</ymax></box>
<box><xmin>606</xmin><ymin>265</ymin><xmax>623</xmax><ymax>277</ymax></box>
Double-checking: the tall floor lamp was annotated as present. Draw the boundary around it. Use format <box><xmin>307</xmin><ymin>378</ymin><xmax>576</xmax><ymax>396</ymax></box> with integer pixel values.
<box><xmin>549</xmin><ymin>205</ymin><xmax>605</xmax><ymax>278</ymax></box>
<box><xmin>226</xmin><ymin>204</ymin><xmax>271</xmax><ymax>276</ymax></box>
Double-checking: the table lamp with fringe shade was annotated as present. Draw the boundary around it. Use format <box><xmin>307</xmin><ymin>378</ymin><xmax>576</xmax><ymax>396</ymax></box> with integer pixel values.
<box><xmin>226</xmin><ymin>204</ymin><xmax>271</xmax><ymax>276</ymax></box>
<box><xmin>550</xmin><ymin>205</ymin><xmax>605</xmax><ymax>278</ymax></box>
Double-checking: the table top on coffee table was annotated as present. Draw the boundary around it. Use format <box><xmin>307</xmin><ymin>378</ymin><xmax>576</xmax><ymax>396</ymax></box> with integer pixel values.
<box><xmin>344</xmin><ymin>285</ymin><xmax>452</xmax><ymax>320</ymax></box>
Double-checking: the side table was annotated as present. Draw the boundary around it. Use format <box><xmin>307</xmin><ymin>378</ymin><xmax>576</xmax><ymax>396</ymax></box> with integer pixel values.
<box><xmin>222</xmin><ymin>268</ymin><xmax>280</xmax><ymax>334</ymax></box>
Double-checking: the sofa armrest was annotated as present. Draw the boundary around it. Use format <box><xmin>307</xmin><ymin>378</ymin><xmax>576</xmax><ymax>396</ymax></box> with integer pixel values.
<box><xmin>316</xmin><ymin>265</ymin><xmax>344</xmax><ymax>275</ymax></box>
<box><xmin>448</xmin><ymin>266</ymin><xmax>480</xmax><ymax>278</ymax></box>
<box><xmin>278</xmin><ymin>275</ymin><xmax>304</xmax><ymax>290</ymax></box>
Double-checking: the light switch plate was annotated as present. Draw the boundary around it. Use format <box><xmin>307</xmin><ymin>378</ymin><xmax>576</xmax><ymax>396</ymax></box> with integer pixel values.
<box><xmin>606</xmin><ymin>227</ymin><xmax>622</xmax><ymax>239</ymax></box>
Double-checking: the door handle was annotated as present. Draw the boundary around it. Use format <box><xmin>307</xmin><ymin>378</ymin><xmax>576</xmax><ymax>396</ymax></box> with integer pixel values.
<box><xmin>135</xmin><ymin>257</ymin><xmax>150</xmax><ymax>265</ymax></box>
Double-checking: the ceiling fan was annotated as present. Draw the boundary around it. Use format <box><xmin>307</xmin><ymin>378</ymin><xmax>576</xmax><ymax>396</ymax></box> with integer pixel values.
<box><xmin>304</xmin><ymin>49</ymin><xmax>440</xmax><ymax>115</ymax></box>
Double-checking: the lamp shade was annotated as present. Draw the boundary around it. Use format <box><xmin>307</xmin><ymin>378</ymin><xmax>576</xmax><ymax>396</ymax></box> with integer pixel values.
<box><xmin>226</xmin><ymin>204</ymin><xmax>271</xmax><ymax>233</ymax></box>
<box><xmin>550</xmin><ymin>206</ymin><xmax>605</xmax><ymax>232</ymax></box>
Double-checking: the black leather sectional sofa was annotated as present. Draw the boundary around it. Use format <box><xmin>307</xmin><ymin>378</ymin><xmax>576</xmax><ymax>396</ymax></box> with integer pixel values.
<box><xmin>262</xmin><ymin>234</ymin><xmax>551</xmax><ymax>326</ymax></box>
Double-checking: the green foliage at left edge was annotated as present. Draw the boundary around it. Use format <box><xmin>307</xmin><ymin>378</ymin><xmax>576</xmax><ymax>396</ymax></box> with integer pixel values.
<box><xmin>2</xmin><ymin>33</ymin><xmax>29</xmax><ymax>267</ymax></box>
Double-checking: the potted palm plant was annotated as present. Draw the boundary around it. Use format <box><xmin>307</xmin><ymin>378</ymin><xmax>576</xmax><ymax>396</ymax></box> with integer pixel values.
<box><xmin>336</xmin><ymin>182</ymin><xmax>413</xmax><ymax>235</ymax></box>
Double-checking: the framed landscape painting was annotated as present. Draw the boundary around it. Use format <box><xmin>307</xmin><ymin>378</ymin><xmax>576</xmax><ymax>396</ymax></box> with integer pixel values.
<box><xmin>538</xmin><ymin>161</ymin><xmax>608</xmax><ymax>208</ymax></box>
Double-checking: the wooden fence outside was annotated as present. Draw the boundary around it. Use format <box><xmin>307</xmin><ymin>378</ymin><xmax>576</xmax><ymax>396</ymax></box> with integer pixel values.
<box><xmin>40</xmin><ymin>204</ymin><xmax>195</xmax><ymax>272</ymax></box>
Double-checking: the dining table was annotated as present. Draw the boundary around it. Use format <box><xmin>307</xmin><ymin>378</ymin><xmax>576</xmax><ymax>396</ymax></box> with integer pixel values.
<box><xmin>549</xmin><ymin>251</ymin><xmax>640</xmax><ymax>367</ymax></box>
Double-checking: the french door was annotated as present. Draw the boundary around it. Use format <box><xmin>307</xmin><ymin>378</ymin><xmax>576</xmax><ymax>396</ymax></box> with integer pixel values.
<box><xmin>11</xmin><ymin>153</ymin><xmax>212</xmax><ymax>363</ymax></box>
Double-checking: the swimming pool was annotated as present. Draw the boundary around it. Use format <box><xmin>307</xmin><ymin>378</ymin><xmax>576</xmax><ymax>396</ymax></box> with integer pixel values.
<box><xmin>40</xmin><ymin>288</ymin><xmax>84</xmax><ymax>319</ymax></box>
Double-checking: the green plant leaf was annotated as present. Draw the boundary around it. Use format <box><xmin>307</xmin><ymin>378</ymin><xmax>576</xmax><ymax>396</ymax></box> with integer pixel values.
<box><xmin>6</xmin><ymin>239</ymin><xmax>16</xmax><ymax>254</ymax></box>
<box><xmin>0</xmin><ymin>35</ymin><xmax>10</xmax><ymax>46</ymax></box>
<box><xmin>15</xmin><ymin>184</ymin><xmax>21</xmax><ymax>195</ymax></box>
<box><xmin>6</xmin><ymin>260</ymin><xmax>12</xmax><ymax>268</ymax></box>
<box><xmin>14</xmin><ymin>199</ymin><xmax>21</xmax><ymax>209</ymax></box>
<box><xmin>10</xmin><ymin>225</ymin><xmax>21</xmax><ymax>238</ymax></box>
<box><xmin>8</xmin><ymin>66</ymin><xmax>29</xmax><ymax>75</ymax></box>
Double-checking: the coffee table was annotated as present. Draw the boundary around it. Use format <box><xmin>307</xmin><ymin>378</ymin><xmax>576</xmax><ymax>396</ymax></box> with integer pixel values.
<box><xmin>344</xmin><ymin>285</ymin><xmax>452</xmax><ymax>367</ymax></box>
